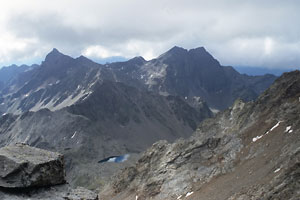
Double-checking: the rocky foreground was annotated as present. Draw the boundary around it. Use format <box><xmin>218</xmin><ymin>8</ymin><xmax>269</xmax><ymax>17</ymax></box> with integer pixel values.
<box><xmin>100</xmin><ymin>71</ymin><xmax>300</xmax><ymax>199</ymax></box>
<box><xmin>0</xmin><ymin>143</ymin><xmax>98</xmax><ymax>200</ymax></box>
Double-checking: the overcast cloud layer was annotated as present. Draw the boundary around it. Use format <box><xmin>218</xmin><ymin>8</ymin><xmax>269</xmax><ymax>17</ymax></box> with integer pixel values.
<box><xmin>0</xmin><ymin>0</ymin><xmax>299</xmax><ymax>68</ymax></box>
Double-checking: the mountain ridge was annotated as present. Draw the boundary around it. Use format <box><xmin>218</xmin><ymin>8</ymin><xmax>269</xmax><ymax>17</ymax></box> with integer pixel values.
<box><xmin>0</xmin><ymin>46</ymin><xmax>277</xmax><ymax>113</ymax></box>
<box><xmin>108</xmin><ymin>46</ymin><xmax>276</xmax><ymax>110</ymax></box>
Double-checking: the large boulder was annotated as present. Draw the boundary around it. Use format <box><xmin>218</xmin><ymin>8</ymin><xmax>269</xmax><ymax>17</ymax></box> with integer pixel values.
<box><xmin>0</xmin><ymin>143</ymin><xmax>65</xmax><ymax>188</ymax></box>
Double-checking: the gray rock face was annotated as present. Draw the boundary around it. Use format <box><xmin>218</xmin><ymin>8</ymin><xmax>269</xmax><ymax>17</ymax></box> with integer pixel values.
<box><xmin>0</xmin><ymin>143</ymin><xmax>65</xmax><ymax>188</ymax></box>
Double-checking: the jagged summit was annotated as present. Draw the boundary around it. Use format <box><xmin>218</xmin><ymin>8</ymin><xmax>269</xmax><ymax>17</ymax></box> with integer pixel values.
<box><xmin>46</xmin><ymin>48</ymin><xmax>62</xmax><ymax>57</ymax></box>
<box><xmin>162</xmin><ymin>46</ymin><xmax>210</xmax><ymax>58</ymax></box>
<box><xmin>158</xmin><ymin>46</ymin><xmax>219</xmax><ymax>68</ymax></box>
<box><xmin>76</xmin><ymin>55</ymin><xmax>90</xmax><ymax>61</ymax></box>
<box><xmin>52</xmin><ymin>48</ymin><xmax>60</xmax><ymax>53</ymax></box>
<box><xmin>127</xmin><ymin>56</ymin><xmax>146</xmax><ymax>65</ymax></box>
<box><xmin>44</xmin><ymin>48</ymin><xmax>71</xmax><ymax>64</ymax></box>
<box><xmin>129</xmin><ymin>56</ymin><xmax>146</xmax><ymax>62</ymax></box>
<box><xmin>75</xmin><ymin>55</ymin><xmax>100</xmax><ymax>66</ymax></box>
<box><xmin>167</xmin><ymin>46</ymin><xmax>188</xmax><ymax>54</ymax></box>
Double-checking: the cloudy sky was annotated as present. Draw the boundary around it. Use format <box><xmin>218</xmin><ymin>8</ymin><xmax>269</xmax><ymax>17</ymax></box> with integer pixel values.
<box><xmin>0</xmin><ymin>0</ymin><xmax>299</xmax><ymax>69</ymax></box>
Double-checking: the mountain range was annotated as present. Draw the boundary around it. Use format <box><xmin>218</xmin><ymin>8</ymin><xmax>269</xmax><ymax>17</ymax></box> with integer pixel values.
<box><xmin>0</xmin><ymin>46</ymin><xmax>277</xmax><ymax>189</ymax></box>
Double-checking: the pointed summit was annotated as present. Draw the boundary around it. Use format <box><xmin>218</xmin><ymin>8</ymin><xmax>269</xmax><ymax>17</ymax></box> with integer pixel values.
<box><xmin>128</xmin><ymin>56</ymin><xmax>146</xmax><ymax>65</ymax></box>
<box><xmin>158</xmin><ymin>46</ymin><xmax>188</xmax><ymax>59</ymax></box>
<box><xmin>43</xmin><ymin>48</ymin><xmax>73</xmax><ymax>65</ymax></box>
<box><xmin>166</xmin><ymin>46</ymin><xmax>188</xmax><ymax>55</ymax></box>
<box><xmin>75</xmin><ymin>55</ymin><xmax>100</xmax><ymax>66</ymax></box>
<box><xmin>51</xmin><ymin>48</ymin><xmax>60</xmax><ymax>54</ymax></box>
<box><xmin>45</xmin><ymin>48</ymin><xmax>63</xmax><ymax>62</ymax></box>
<box><xmin>48</xmin><ymin>48</ymin><xmax>62</xmax><ymax>57</ymax></box>
<box><xmin>76</xmin><ymin>55</ymin><xmax>92</xmax><ymax>62</ymax></box>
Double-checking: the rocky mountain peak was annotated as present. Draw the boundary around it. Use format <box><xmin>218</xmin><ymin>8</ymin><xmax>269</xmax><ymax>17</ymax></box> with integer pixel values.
<box><xmin>128</xmin><ymin>56</ymin><xmax>146</xmax><ymax>65</ymax></box>
<box><xmin>46</xmin><ymin>48</ymin><xmax>61</xmax><ymax>58</ymax></box>
<box><xmin>75</xmin><ymin>55</ymin><xmax>99</xmax><ymax>66</ymax></box>
<box><xmin>76</xmin><ymin>55</ymin><xmax>90</xmax><ymax>61</ymax></box>
<box><xmin>44</xmin><ymin>48</ymin><xmax>71</xmax><ymax>65</ymax></box>
<box><xmin>189</xmin><ymin>47</ymin><xmax>218</xmax><ymax>62</ymax></box>
<box><xmin>162</xmin><ymin>46</ymin><xmax>188</xmax><ymax>57</ymax></box>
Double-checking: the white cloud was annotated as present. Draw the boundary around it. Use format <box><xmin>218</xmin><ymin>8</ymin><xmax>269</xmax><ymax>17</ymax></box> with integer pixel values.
<box><xmin>0</xmin><ymin>0</ymin><xmax>300</xmax><ymax>68</ymax></box>
<box><xmin>82</xmin><ymin>45</ymin><xmax>121</xmax><ymax>59</ymax></box>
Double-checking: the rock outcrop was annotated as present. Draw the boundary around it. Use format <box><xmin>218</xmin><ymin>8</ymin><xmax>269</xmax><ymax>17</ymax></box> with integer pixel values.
<box><xmin>0</xmin><ymin>144</ymin><xmax>97</xmax><ymax>200</ymax></box>
<box><xmin>0</xmin><ymin>143</ymin><xmax>65</xmax><ymax>188</ymax></box>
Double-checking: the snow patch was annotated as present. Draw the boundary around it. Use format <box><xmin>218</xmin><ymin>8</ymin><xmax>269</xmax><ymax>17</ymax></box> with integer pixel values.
<box><xmin>285</xmin><ymin>126</ymin><xmax>292</xmax><ymax>133</ymax></box>
<box><xmin>71</xmin><ymin>131</ymin><xmax>77</xmax><ymax>139</ymax></box>
<box><xmin>82</xmin><ymin>91</ymin><xmax>93</xmax><ymax>101</ymax></box>
<box><xmin>288</xmin><ymin>130</ymin><xmax>293</xmax><ymax>133</ymax></box>
<box><xmin>274</xmin><ymin>168</ymin><xmax>281</xmax><ymax>173</ymax></box>
<box><xmin>24</xmin><ymin>135</ymin><xmax>30</xmax><ymax>143</ymax></box>
<box><xmin>135</xmin><ymin>195</ymin><xmax>138</xmax><ymax>200</ymax></box>
<box><xmin>253</xmin><ymin>121</ymin><xmax>283</xmax><ymax>143</ymax></box>
<box><xmin>30</xmin><ymin>89</ymin><xmax>90</xmax><ymax>112</ymax></box>
<box><xmin>2</xmin><ymin>113</ymin><xmax>7</xmax><ymax>116</ymax></box>
<box><xmin>252</xmin><ymin>135</ymin><xmax>263</xmax><ymax>142</ymax></box>
<box><xmin>266</xmin><ymin>121</ymin><xmax>282</xmax><ymax>134</ymax></box>
<box><xmin>185</xmin><ymin>191</ymin><xmax>194</xmax><ymax>197</ymax></box>
<box><xmin>177</xmin><ymin>195</ymin><xmax>182</xmax><ymax>199</ymax></box>
<box><xmin>144</xmin><ymin>63</ymin><xmax>168</xmax><ymax>86</ymax></box>
<box><xmin>209</xmin><ymin>108</ymin><xmax>220</xmax><ymax>114</ymax></box>
<box><xmin>185</xmin><ymin>96</ymin><xmax>187</xmax><ymax>100</ymax></box>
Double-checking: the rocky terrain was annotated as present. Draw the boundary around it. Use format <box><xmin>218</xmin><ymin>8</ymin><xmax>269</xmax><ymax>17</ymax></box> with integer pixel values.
<box><xmin>100</xmin><ymin>70</ymin><xmax>300</xmax><ymax>200</ymax></box>
<box><xmin>0</xmin><ymin>143</ymin><xmax>98</xmax><ymax>200</ymax></box>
